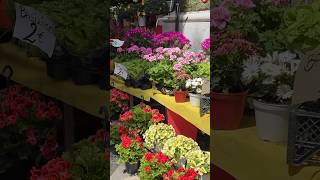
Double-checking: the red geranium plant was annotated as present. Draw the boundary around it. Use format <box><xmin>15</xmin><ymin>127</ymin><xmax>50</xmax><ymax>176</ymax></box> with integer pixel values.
<box><xmin>118</xmin><ymin>103</ymin><xmax>165</xmax><ymax>136</ymax></box>
<box><xmin>115</xmin><ymin>130</ymin><xmax>147</xmax><ymax>164</ymax></box>
<box><xmin>138</xmin><ymin>151</ymin><xmax>173</xmax><ymax>179</ymax></box>
<box><xmin>0</xmin><ymin>85</ymin><xmax>62</xmax><ymax>173</ymax></box>
<box><xmin>30</xmin><ymin>157</ymin><xmax>71</xmax><ymax>180</ymax></box>
<box><xmin>162</xmin><ymin>166</ymin><xmax>199</xmax><ymax>180</ymax></box>
<box><xmin>110</xmin><ymin>88</ymin><xmax>129</xmax><ymax>120</ymax></box>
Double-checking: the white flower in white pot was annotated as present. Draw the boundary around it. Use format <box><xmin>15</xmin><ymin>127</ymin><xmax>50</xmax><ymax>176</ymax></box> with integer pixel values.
<box><xmin>186</xmin><ymin>78</ymin><xmax>203</xmax><ymax>107</ymax></box>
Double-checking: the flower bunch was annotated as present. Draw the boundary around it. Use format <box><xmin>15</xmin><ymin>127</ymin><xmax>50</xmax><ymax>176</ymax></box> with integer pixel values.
<box><xmin>174</xmin><ymin>71</ymin><xmax>192</xmax><ymax>91</ymax></box>
<box><xmin>138</xmin><ymin>151</ymin><xmax>172</xmax><ymax>180</ymax></box>
<box><xmin>30</xmin><ymin>157</ymin><xmax>71</xmax><ymax>180</ymax></box>
<box><xmin>40</xmin><ymin>134</ymin><xmax>59</xmax><ymax>160</ymax></box>
<box><xmin>241</xmin><ymin>51</ymin><xmax>299</xmax><ymax>104</ymax></box>
<box><xmin>162</xmin><ymin>167</ymin><xmax>198</xmax><ymax>180</ymax></box>
<box><xmin>115</xmin><ymin>133</ymin><xmax>146</xmax><ymax>164</ymax></box>
<box><xmin>211</xmin><ymin>6</ymin><xmax>231</xmax><ymax>30</ymax></box>
<box><xmin>186</xmin><ymin>78</ymin><xmax>204</xmax><ymax>94</ymax></box>
<box><xmin>119</xmin><ymin>104</ymin><xmax>165</xmax><ymax>135</ymax></box>
<box><xmin>110</xmin><ymin>124</ymin><xmax>127</xmax><ymax>146</ymax></box>
<box><xmin>153</xmin><ymin>32</ymin><xmax>190</xmax><ymax>48</ymax></box>
<box><xmin>110</xmin><ymin>88</ymin><xmax>129</xmax><ymax>117</ymax></box>
<box><xmin>201</xmin><ymin>38</ymin><xmax>210</xmax><ymax>54</ymax></box>
<box><xmin>185</xmin><ymin>150</ymin><xmax>210</xmax><ymax>176</ymax></box>
<box><xmin>143</xmin><ymin>123</ymin><xmax>176</xmax><ymax>151</ymax></box>
<box><xmin>124</xmin><ymin>27</ymin><xmax>154</xmax><ymax>47</ymax></box>
<box><xmin>162</xmin><ymin>135</ymin><xmax>200</xmax><ymax>160</ymax></box>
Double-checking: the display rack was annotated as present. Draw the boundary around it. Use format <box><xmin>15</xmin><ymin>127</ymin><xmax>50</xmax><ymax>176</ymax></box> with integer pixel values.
<box><xmin>111</xmin><ymin>75</ymin><xmax>210</xmax><ymax>135</ymax></box>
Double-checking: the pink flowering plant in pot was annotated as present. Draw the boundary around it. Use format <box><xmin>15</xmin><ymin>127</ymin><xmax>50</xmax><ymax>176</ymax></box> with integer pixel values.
<box><xmin>0</xmin><ymin>85</ymin><xmax>62</xmax><ymax>173</ymax></box>
<box><xmin>110</xmin><ymin>88</ymin><xmax>130</xmax><ymax>120</ymax></box>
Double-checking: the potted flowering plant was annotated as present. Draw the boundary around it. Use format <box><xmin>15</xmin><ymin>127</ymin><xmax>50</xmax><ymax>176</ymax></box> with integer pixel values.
<box><xmin>0</xmin><ymin>85</ymin><xmax>62</xmax><ymax>175</ymax></box>
<box><xmin>162</xmin><ymin>135</ymin><xmax>200</xmax><ymax>165</ymax></box>
<box><xmin>242</xmin><ymin>51</ymin><xmax>300</xmax><ymax>142</ymax></box>
<box><xmin>30</xmin><ymin>157</ymin><xmax>71</xmax><ymax>180</ymax></box>
<box><xmin>173</xmin><ymin>71</ymin><xmax>192</xmax><ymax>103</ymax></box>
<box><xmin>186</xmin><ymin>78</ymin><xmax>204</xmax><ymax>107</ymax></box>
<box><xmin>212</xmin><ymin>32</ymin><xmax>260</xmax><ymax>130</ymax></box>
<box><xmin>110</xmin><ymin>88</ymin><xmax>129</xmax><ymax>121</ymax></box>
<box><xmin>119</xmin><ymin>104</ymin><xmax>165</xmax><ymax>136</ymax></box>
<box><xmin>162</xmin><ymin>166</ymin><xmax>199</xmax><ymax>180</ymax></box>
<box><xmin>185</xmin><ymin>150</ymin><xmax>210</xmax><ymax>177</ymax></box>
<box><xmin>143</xmin><ymin>123</ymin><xmax>176</xmax><ymax>152</ymax></box>
<box><xmin>138</xmin><ymin>151</ymin><xmax>172</xmax><ymax>180</ymax></box>
<box><xmin>152</xmin><ymin>32</ymin><xmax>191</xmax><ymax>48</ymax></box>
<box><xmin>115</xmin><ymin>132</ymin><xmax>147</xmax><ymax>175</ymax></box>
<box><xmin>124</xmin><ymin>27</ymin><xmax>154</xmax><ymax>47</ymax></box>
<box><xmin>110</xmin><ymin>124</ymin><xmax>126</xmax><ymax>155</ymax></box>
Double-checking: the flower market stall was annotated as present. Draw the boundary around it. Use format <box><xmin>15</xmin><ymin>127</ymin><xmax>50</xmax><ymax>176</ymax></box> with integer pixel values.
<box><xmin>211</xmin><ymin>0</ymin><xmax>320</xmax><ymax>179</ymax></box>
<box><xmin>110</xmin><ymin>0</ymin><xmax>210</xmax><ymax>179</ymax></box>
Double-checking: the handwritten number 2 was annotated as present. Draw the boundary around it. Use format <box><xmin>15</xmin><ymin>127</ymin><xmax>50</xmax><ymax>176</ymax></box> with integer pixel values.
<box><xmin>23</xmin><ymin>22</ymin><xmax>37</xmax><ymax>43</ymax></box>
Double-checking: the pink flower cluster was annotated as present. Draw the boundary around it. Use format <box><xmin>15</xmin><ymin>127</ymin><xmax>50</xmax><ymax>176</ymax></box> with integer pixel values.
<box><xmin>127</xmin><ymin>45</ymin><xmax>153</xmax><ymax>55</ymax></box>
<box><xmin>233</xmin><ymin>0</ymin><xmax>255</xmax><ymax>9</ymax></box>
<box><xmin>110</xmin><ymin>88</ymin><xmax>129</xmax><ymax>113</ymax></box>
<box><xmin>201</xmin><ymin>38</ymin><xmax>211</xmax><ymax>52</ymax></box>
<box><xmin>31</xmin><ymin>158</ymin><xmax>71</xmax><ymax>180</ymax></box>
<box><xmin>153</xmin><ymin>32</ymin><xmax>190</xmax><ymax>48</ymax></box>
<box><xmin>40</xmin><ymin>135</ymin><xmax>58</xmax><ymax>160</ymax></box>
<box><xmin>125</xmin><ymin>27</ymin><xmax>154</xmax><ymax>40</ymax></box>
<box><xmin>211</xmin><ymin>6</ymin><xmax>231</xmax><ymax>30</ymax></box>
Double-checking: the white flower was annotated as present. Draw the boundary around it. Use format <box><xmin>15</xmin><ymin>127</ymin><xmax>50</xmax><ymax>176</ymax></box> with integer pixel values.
<box><xmin>191</xmin><ymin>81</ymin><xmax>198</xmax><ymax>87</ymax></box>
<box><xmin>260</xmin><ymin>63</ymin><xmax>282</xmax><ymax>77</ymax></box>
<box><xmin>279</xmin><ymin>51</ymin><xmax>296</xmax><ymax>62</ymax></box>
<box><xmin>262</xmin><ymin>77</ymin><xmax>275</xmax><ymax>85</ymax></box>
<box><xmin>196</xmin><ymin>78</ymin><xmax>202</xmax><ymax>82</ymax></box>
<box><xmin>186</xmin><ymin>79</ymin><xmax>192</xmax><ymax>88</ymax></box>
<box><xmin>276</xmin><ymin>84</ymin><xmax>293</xmax><ymax>100</ymax></box>
<box><xmin>241</xmin><ymin>56</ymin><xmax>260</xmax><ymax>84</ymax></box>
<box><xmin>196</xmin><ymin>88</ymin><xmax>202</xmax><ymax>94</ymax></box>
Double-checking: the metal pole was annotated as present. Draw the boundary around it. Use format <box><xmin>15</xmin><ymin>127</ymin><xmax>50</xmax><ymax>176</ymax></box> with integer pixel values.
<box><xmin>175</xmin><ymin>0</ymin><xmax>180</xmax><ymax>32</ymax></box>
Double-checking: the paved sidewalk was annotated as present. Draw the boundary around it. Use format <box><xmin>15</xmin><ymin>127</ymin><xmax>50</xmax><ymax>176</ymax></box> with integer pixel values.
<box><xmin>110</xmin><ymin>152</ymin><xmax>139</xmax><ymax>180</ymax></box>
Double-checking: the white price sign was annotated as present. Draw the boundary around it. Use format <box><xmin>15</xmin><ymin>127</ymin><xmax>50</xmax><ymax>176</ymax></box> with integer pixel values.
<box><xmin>110</xmin><ymin>39</ymin><xmax>124</xmax><ymax>48</ymax></box>
<box><xmin>13</xmin><ymin>3</ymin><xmax>56</xmax><ymax>57</ymax></box>
<box><xmin>114</xmin><ymin>63</ymin><xmax>128</xmax><ymax>80</ymax></box>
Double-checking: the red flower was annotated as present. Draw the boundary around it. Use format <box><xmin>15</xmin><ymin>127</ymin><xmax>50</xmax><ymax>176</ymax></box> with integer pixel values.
<box><xmin>6</xmin><ymin>114</ymin><xmax>17</xmax><ymax>125</ymax></box>
<box><xmin>121</xmin><ymin>134</ymin><xmax>131</xmax><ymax>149</ymax></box>
<box><xmin>129</xmin><ymin>129</ymin><xmax>138</xmax><ymax>135</ymax></box>
<box><xmin>40</xmin><ymin>135</ymin><xmax>58</xmax><ymax>160</ymax></box>
<box><xmin>30</xmin><ymin>158</ymin><xmax>71</xmax><ymax>180</ymax></box>
<box><xmin>152</xmin><ymin>112</ymin><xmax>165</xmax><ymax>123</ymax></box>
<box><xmin>143</xmin><ymin>107</ymin><xmax>152</xmax><ymax>113</ymax></box>
<box><xmin>177</xmin><ymin>167</ymin><xmax>185</xmax><ymax>172</ymax></box>
<box><xmin>134</xmin><ymin>135</ymin><xmax>142</xmax><ymax>144</ymax></box>
<box><xmin>26</xmin><ymin>128</ymin><xmax>37</xmax><ymax>145</ymax></box>
<box><xmin>185</xmin><ymin>168</ymin><xmax>198</xmax><ymax>178</ymax></box>
<box><xmin>119</xmin><ymin>111</ymin><xmax>132</xmax><ymax>122</ymax></box>
<box><xmin>144</xmin><ymin>166</ymin><xmax>151</xmax><ymax>173</ymax></box>
<box><xmin>144</xmin><ymin>152</ymin><xmax>154</xmax><ymax>162</ymax></box>
<box><xmin>117</xmin><ymin>125</ymin><xmax>127</xmax><ymax>135</ymax></box>
<box><xmin>155</xmin><ymin>152</ymin><xmax>169</xmax><ymax>165</ymax></box>
<box><xmin>162</xmin><ymin>169</ymin><xmax>174</xmax><ymax>179</ymax></box>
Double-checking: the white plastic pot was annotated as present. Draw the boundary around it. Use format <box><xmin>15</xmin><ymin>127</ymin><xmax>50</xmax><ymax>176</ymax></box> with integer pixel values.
<box><xmin>138</xmin><ymin>16</ymin><xmax>146</xmax><ymax>27</ymax></box>
<box><xmin>253</xmin><ymin>99</ymin><xmax>289</xmax><ymax>142</ymax></box>
<box><xmin>189</xmin><ymin>93</ymin><xmax>201</xmax><ymax>107</ymax></box>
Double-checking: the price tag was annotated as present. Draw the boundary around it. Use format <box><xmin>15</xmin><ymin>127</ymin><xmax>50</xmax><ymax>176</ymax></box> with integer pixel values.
<box><xmin>13</xmin><ymin>3</ymin><xmax>56</xmax><ymax>57</ymax></box>
<box><xmin>110</xmin><ymin>39</ymin><xmax>124</xmax><ymax>48</ymax></box>
<box><xmin>201</xmin><ymin>78</ymin><xmax>210</xmax><ymax>95</ymax></box>
<box><xmin>114</xmin><ymin>63</ymin><xmax>128</xmax><ymax>80</ymax></box>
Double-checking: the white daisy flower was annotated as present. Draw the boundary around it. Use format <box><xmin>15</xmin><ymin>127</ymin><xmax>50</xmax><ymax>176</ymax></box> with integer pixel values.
<box><xmin>196</xmin><ymin>88</ymin><xmax>202</xmax><ymax>94</ymax></box>
<box><xmin>279</xmin><ymin>51</ymin><xmax>296</xmax><ymax>62</ymax></box>
<box><xmin>241</xmin><ymin>56</ymin><xmax>260</xmax><ymax>84</ymax></box>
<box><xmin>186</xmin><ymin>79</ymin><xmax>192</xmax><ymax>88</ymax></box>
<box><xmin>276</xmin><ymin>84</ymin><xmax>293</xmax><ymax>100</ymax></box>
<box><xmin>260</xmin><ymin>63</ymin><xmax>282</xmax><ymax>77</ymax></box>
<box><xmin>262</xmin><ymin>77</ymin><xmax>275</xmax><ymax>85</ymax></box>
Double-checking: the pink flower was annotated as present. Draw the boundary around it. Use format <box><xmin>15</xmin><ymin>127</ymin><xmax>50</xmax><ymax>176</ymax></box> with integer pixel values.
<box><xmin>173</xmin><ymin>63</ymin><xmax>182</xmax><ymax>71</ymax></box>
<box><xmin>117</xmin><ymin>48</ymin><xmax>123</xmax><ymax>53</ymax></box>
<box><xmin>233</xmin><ymin>0</ymin><xmax>255</xmax><ymax>8</ymax></box>
<box><xmin>211</xmin><ymin>6</ymin><xmax>231</xmax><ymax>30</ymax></box>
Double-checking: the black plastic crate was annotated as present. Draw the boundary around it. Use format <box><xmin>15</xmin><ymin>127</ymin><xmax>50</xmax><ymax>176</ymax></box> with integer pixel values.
<box><xmin>287</xmin><ymin>105</ymin><xmax>320</xmax><ymax>165</ymax></box>
<box><xmin>200</xmin><ymin>95</ymin><xmax>210</xmax><ymax>117</ymax></box>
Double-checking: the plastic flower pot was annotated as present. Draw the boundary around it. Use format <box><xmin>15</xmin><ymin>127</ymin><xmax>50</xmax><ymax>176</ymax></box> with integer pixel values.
<box><xmin>71</xmin><ymin>59</ymin><xmax>99</xmax><ymax>85</ymax></box>
<box><xmin>189</xmin><ymin>93</ymin><xmax>201</xmax><ymax>107</ymax></box>
<box><xmin>0</xmin><ymin>0</ymin><xmax>13</xmax><ymax>30</ymax></box>
<box><xmin>124</xmin><ymin>162</ymin><xmax>139</xmax><ymax>175</ymax></box>
<box><xmin>46</xmin><ymin>59</ymin><xmax>70</xmax><ymax>80</ymax></box>
<box><xmin>174</xmin><ymin>90</ymin><xmax>188</xmax><ymax>103</ymax></box>
<box><xmin>253</xmin><ymin>99</ymin><xmax>289</xmax><ymax>142</ymax></box>
<box><xmin>167</xmin><ymin>109</ymin><xmax>198</xmax><ymax>140</ymax></box>
<box><xmin>212</xmin><ymin>91</ymin><xmax>247</xmax><ymax>130</ymax></box>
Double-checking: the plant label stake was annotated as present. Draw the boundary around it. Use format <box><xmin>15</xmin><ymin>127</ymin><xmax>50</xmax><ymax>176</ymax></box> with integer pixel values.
<box><xmin>114</xmin><ymin>63</ymin><xmax>128</xmax><ymax>80</ymax></box>
<box><xmin>12</xmin><ymin>3</ymin><xmax>56</xmax><ymax>57</ymax></box>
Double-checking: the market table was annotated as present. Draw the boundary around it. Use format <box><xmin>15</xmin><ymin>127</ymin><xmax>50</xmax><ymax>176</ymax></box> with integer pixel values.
<box><xmin>110</xmin><ymin>75</ymin><xmax>210</xmax><ymax>136</ymax></box>
<box><xmin>211</xmin><ymin>118</ymin><xmax>320</xmax><ymax>180</ymax></box>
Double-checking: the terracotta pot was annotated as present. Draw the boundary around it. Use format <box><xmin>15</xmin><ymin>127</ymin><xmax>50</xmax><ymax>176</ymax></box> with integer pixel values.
<box><xmin>174</xmin><ymin>90</ymin><xmax>188</xmax><ymax>103</ymax></box>
<box><xmin>0</xmin><ymin>0</ymin><xmax>13</xmax><ymax>29</ymax></box>
<box><xmin>212</xmin><ymin>91</ymin><xmax>247</xmax><ymax>130</ymax></box>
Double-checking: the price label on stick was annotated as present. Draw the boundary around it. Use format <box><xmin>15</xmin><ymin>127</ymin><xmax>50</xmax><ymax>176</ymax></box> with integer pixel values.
<box><xmin>13</xmin><ymin>3</ymin><xmax>56</xmax><ymax>57</ymax></box>
<box><xmin>114</xmin><ymin>63</ymin><xmax>128</xmax><ymax>80</ymax></box>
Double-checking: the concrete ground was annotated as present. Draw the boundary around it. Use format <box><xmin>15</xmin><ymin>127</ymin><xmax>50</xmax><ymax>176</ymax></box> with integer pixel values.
<box><xmin>110</xmin><ymin>152</ymin><xmax>139</xmax><ymax>180</ymax></box>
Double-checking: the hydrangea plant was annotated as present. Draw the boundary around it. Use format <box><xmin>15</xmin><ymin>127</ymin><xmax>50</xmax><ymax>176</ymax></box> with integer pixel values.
<box><xmin>185</xmin><ymin>150</ymin><xmax>210</xmax><ymax>175</ymax></box>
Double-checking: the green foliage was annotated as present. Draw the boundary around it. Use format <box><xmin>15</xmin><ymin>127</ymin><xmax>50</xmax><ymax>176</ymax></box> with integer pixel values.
<box><xmin>190</xmin><ymin>62</ymin><xmax>210</xmax><ymax>78</ymax></box>
<box><xmin>147</xmin><ymin>60</ymin><xmax>175</xmax><ymax>88</ymax></box>
<box><xmin>144</xmin><ymin>0</ymin><xmax>169</xmax><ymax>15</ymax></box>
<box><xmin>126</xmin><ymin>105</ymin><xmax>153</xmax><ymax>135</ymax></box>
<box><xmin>62</xmin><ymin>139</ymin><xmax>108</xmax><ymax>180</ymax></box>
<box><xmin>180</xmin><ymin>0</ymin><xmax>210</xmax><ymax>12</ymax></box>
<box><xmin>115</xmin><ymin>135</ymin><xmax>146</xmax><ymax>164</ymax></box>
<box><xmin>122</xmin><ymin>59</ymin><xmax>151</xmax><ymax>81</ymax></box>
<box><xmin>110</xmin><ymin>124</ymin><xmax>121</xmax><ymax>146</ymax></box>
<box><xmin>280</xmin><ymin>0</ymin><xmax>320</xmax><ymax>52</ymax></box>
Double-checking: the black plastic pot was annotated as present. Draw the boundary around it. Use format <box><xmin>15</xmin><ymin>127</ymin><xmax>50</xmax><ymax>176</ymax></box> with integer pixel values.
<box><xmin>0</xmin><ymin>30</ymin><xmax>12</xmax><ymax>43</ymax></box>
<box><xmin>46</xmin><ymin>59</ymin><xmax>70</xmax><ymax>80</ymax></box>
<box><xmin>0</xmin><ymin>160</ymin><xmax>32</xmax><ymax>179</ymax></box>
<box><xmin>124</xmin><ymin>162</ymin><xmax>139</xmax><ymax>175</ymax></box>
<box><xmin>71</xmin><ymin>66</ymin><xmax>99</xmax><ymax>85</ymax></box>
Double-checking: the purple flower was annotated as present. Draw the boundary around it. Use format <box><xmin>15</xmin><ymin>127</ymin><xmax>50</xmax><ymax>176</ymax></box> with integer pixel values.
<box><xmin>127</xmin><ymin>45</ymin><xmax>139</xmax><ymax>53</ymax></box>
<box><xmin>153</xmin><ymin>32</ymin><xmax>190</xmax><ymax>48</ymax></box>
<box><xmin>201</xmin><ymin>38</ymin><xmax>211</xmax><ymax>51</ymax></box>
<box><xmin>211</xmin><ymin>6</ymin><xmax>231</xmax><ymax>30</ymax></box>
<box><xmin>233</xmin><ymin>0</ymin><xmax>255</xmax><ymax>8</ymax></box>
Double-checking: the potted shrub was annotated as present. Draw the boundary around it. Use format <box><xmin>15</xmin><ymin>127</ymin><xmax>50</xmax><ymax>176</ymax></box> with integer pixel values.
<box><xmin>212</xmin><ymin>31</ymin><xmax>260</xmax><ymax>130</ymax></box>
<box><xmin>115</xmin><ymin>132</ymin><xmax>147</xmax><ymax>175</ymax></box>
<box><xmin>186</xmin><ymin>78</ymin><xmax>204</xmax><ymax>107</ymax></box>
<box><xmin>138</xmin><ymin>151</ymin><xmax>172</xmax><ymax>180</ymax></box>
<box><xmin>121</xmin><ymin>59</ymin><xmax>152</xmax><ymax>89</ymax></box>
<box><xmin>162</xmin><ymin>135</ymin><xmax>200</xmax><ymax>165</ymax></box>
<box><xmin>173</xmin><ymin>71</ymin><xmax>191</xmax><ymax>103</ymax></box>
<box><xmin>143</xmin><ymin>123</ymin><xmax>176</xmax><ymax>152</ymax></box>
<box><xmin>242</xmin><ymin>51</ymin><xmax>299</xmax><ymax>142</ymax></box>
